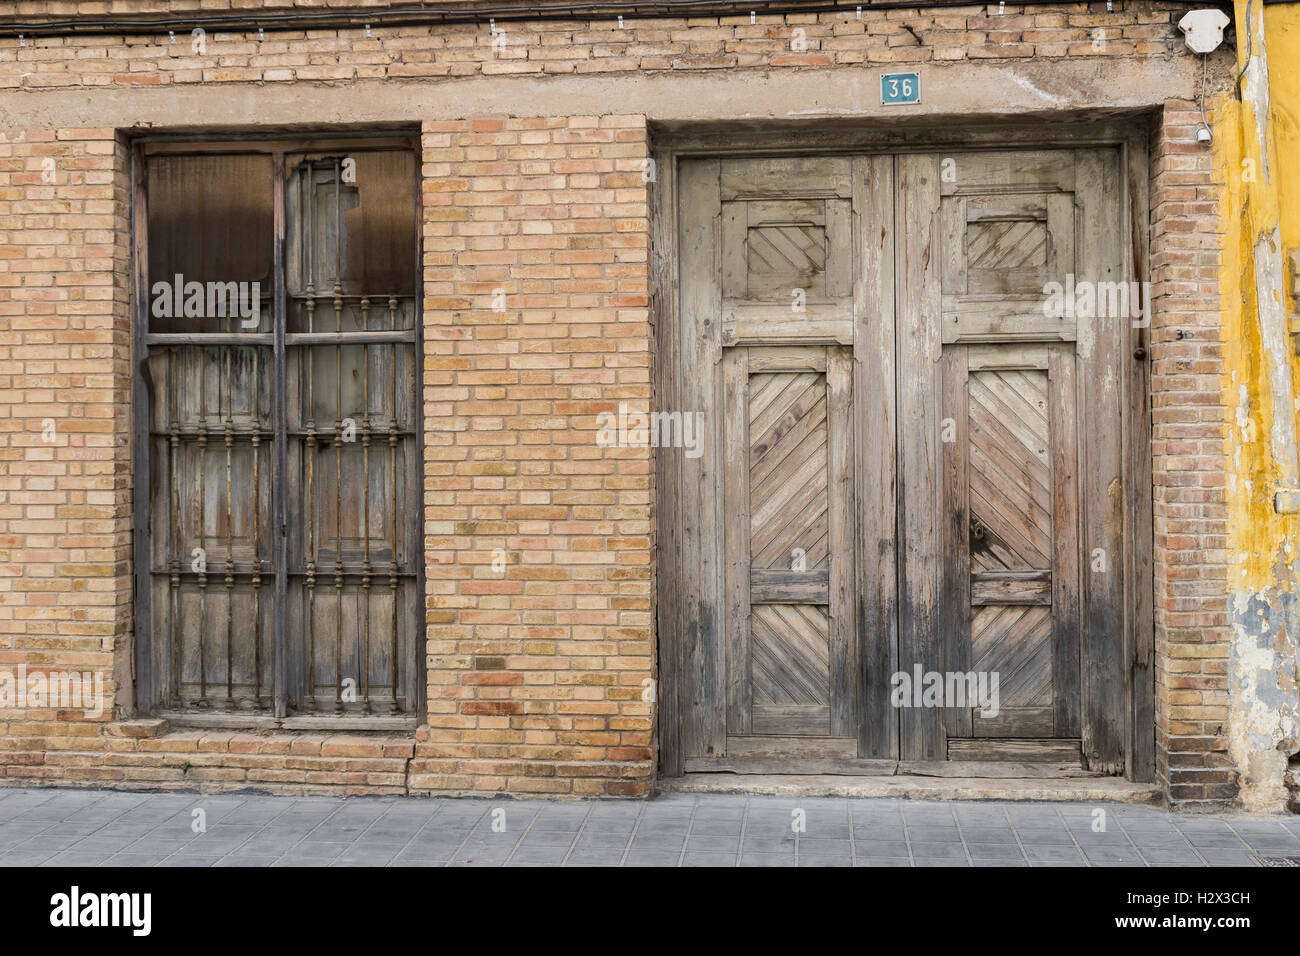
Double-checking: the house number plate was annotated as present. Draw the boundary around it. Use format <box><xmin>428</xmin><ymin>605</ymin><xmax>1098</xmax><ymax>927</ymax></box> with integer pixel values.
<box><xmin>880</xmin><ymin>72</ymin><xmax>921</xmax><ymax>105</ymax></box>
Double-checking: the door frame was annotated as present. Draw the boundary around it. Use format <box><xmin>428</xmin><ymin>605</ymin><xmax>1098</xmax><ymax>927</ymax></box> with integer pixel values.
<box><xmin>129</xmin><ymin>130</ymin><xmax>426</xmax><ymax>729</ymax></box>
<box><xmin>651</xmin><ymin>118</ymin><xmax>1154</xmax><ymax>782</ymax></box>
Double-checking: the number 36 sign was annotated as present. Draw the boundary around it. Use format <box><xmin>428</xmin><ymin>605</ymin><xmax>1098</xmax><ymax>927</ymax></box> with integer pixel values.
<box><xmin>880</xmin><ymin>72</ymin><xmax>921</xmax><ymax>105</ymax></box>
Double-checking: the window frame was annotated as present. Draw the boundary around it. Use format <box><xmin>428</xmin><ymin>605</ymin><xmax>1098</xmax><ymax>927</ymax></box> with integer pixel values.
<box><xmin>130</xmin><ymin>131</ymin><xmax>424</xmax><ymax>729</ymax></box>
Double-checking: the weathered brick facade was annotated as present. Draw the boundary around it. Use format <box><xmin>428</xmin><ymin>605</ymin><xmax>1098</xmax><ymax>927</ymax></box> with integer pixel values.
<box><xmin>0</xmin><ymin>1</ymin><xmax>1267</xmax><ymax>805</ymax></box>
<box><xmin>414</xmin><ymin>114</ymin><xmax>653</xmax><ymax>795</ymax></box>
<box><xmin>1148</xmin><ymin>103</ymin><xmax>1235</xmax><ymax>809</ymax></box>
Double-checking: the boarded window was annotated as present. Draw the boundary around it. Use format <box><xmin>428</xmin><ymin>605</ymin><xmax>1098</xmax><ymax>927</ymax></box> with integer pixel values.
<box><xmin>138</xmin><ymin>141</ymin><xmax>420</xmax><ymax>720</ymax></box>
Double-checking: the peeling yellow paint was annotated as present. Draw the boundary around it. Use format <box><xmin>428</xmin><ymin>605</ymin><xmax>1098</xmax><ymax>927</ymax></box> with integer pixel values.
<box><xmin>1221</xmin><ymin>1</ymin><xmax>1300</xmax><ymax>810</ymax></box>
<box><xmin>1221</xmin><ymin>2</ymin><xmax>1300</xmax><ymax>591</ymax></box>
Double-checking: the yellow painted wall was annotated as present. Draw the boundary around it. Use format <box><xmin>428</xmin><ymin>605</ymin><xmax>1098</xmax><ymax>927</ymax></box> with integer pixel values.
<box><xmin>1220</xmin><ymin>3</ymin><xmax>1300</xmax><ymax>587</ymax></box>
<box><xmin>1220</xmin><ymin>1</ymin><xmax>1300</xmax><ymax>810</ymax></box>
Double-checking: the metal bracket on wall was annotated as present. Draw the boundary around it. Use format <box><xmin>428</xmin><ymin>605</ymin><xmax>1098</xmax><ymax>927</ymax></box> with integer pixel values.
<box><xmin>1290</xmin><ymin>250</ymin><xmax>1300</xmax><ymax>351</ymax></box>
<box><xmin>1275</xmin><ymin>488</ymin><xmax>1300</xmax><ymax>515</ymax></box>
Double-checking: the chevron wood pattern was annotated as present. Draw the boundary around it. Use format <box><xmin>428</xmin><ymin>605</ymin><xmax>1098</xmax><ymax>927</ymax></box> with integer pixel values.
<box><xmin>971</xmin><ymin>604</ymin><xmax>1054</xmax><ymax>707</ymax></box>
<box><xmin>750</xmin><ymin>603</ymin><xmax>831</xmax><ymax>705</ymax></box>
<box><xmin>967</xmin><ymin>369</ymin><xmax>1052</xmax><ymax>572</ymax></box>
<box><xmin>748</xmin><ymin>371</ymin><xmax>829</xmax><ymax>571</ymax></box>
<box><xmin>967</xmin><ymin>218</ymin><xmax>1049</xmax><ymax>271</ymax></box>
<box><xmin>965</xmin><ymin>367</ymin><xmax>1055</xmax><ymax>716</ymax></box>
<box><xmin>747</xmin><ymin>224</ymin><xmax>826</xmax><ymax>280</ymax></box>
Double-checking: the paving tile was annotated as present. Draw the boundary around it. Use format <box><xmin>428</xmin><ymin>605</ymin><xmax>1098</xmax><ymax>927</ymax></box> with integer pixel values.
<box><xmin>908</xmin><ymin>842</ymin><xmax>968</xmax><ymax>861</ymax></box>
<box><xmin>503</xmin><ymin>844</ymin><xmax>574</xmax><ymax>866</ymax></box>
<box><xmin>563</xmin><ymin>846</ymin><xmax>628</xmax><ymax>866</ymax></box>
<box><xmin>906</xmin><ymin>826</ymin><xmax>963</xmax><ymax>843</ymax></box>
<box><xmin>1081</xmin><ymin>846</ymin><xmax>1145</xmax><ymax>864</ymax></box>
<box><xmin>967</xmin><ymin>843</ymin><xmax>1025</xmax><ymax>862</ymax></box>
<box><xmin>623</xmin><ymin>849</ymin><xmax>683</xmax><ymax>867</ymax></box>
<box><xmin>573</xmin><ymin>829</ymin><xmax>633</xmax><ymax>848</ymax></box>
<box><xmin>1022</xmin><ymin>844</ymin><xmax>1085</xmax><ymax>864</ymax></box>
<box><xmin>741</xmin><ymin>833</ymin><xmax>797</xmax><ymax>852</ymax></box>
<box><xmin>333</xmin><ymin>844</ymin><xmax>405</xmax><ymax>866</ymax></box>
<box><xmin>855</xmin><ymin>857</ymin><xmax>912</xmax><ymax>867</ymax></box>
<box><xmin>689</xmin><ymin>818</ymin><xmax>745</xmax><ymax>837</ymax></box>
<box><xmin>1199</xmin><ymin>849</ymin><xmax>1261</xmax><ymax>866</ymax></box>
<box><xmin>630</xmin><ymin>833</ymin><xmax>686</xmax><ymax>852</ymax></box>
<box><xmin>857</xmin><ymin>840</ymin><xmax>911</xmax><ymax>859</ymax></box>
<box><xmin>1138</xmin><ymin>846</ymin><xmax>1204</xmax><ymax>865</ymax></box>
<box><xmin>681</xmin><ymin>850</ymin><xmax>737</xmax><ymax>866</ymax></box>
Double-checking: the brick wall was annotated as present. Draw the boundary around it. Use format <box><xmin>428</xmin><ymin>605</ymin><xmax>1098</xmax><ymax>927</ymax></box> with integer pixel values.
<box><xmin>0</xmin><ymin>127</ymin><xmax>133</xmax><ymax>755</ymax></box>
<box><xmin>1148</xmin><ymin>103</ymin><xmax>1234</xmax><ymax>808</ymax></box>
<box><xmin>0</xmin><ymin>3</ymin><xmax>1188</xmax><ymax>90</ymax></box>
<box><xmin>411</xmin><ymin>115</ymin><xmax>654</xmax><ymax>795</ymax></box>
<box><xmin>0</xmin><ymin>2</ymin><xmax>1244</xmax><ymax>802</ymax></box>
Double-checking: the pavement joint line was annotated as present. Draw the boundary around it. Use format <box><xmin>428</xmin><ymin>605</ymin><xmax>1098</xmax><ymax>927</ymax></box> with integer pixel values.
<box><xmin>502</xmin><ymin>801</ymin><xmax>542</xmax><ymax>867</ymax></box>
<box><xmin>1059</xmin><ymin>804</ymin><xmax>1092</xmax><ymax>868</ymax></box>
<box><xmin>557</xmin><ymin>803</ymin><xmax>591</xmax><ymax>868</ymax></box>
<box><xmin>616</xmin><ymin>802</ymin><xmax>645</xmax><ymax>866</ymax></box>
<box><xmin>674</xmin><ymin>797</ymin><xmax>699</xmax><ymax>868</ymax></box>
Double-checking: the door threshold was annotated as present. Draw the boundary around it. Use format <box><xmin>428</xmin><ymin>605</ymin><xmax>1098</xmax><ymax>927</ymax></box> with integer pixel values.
<box><xmin>659</xmin><ymin>773</ymin><xmax>1163</xmax><ymax>804</ymax></box>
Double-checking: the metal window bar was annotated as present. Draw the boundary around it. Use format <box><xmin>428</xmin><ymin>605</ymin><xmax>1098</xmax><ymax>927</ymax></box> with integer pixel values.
<box><xmin>287</xmin><ymin>155</ymin><xmax>417</xmax><ymax>715</ymax></box>
<box><xmin>141</xmin><ymin>145</ymin><xmax>418</xmax><ymax>720</ymax></box>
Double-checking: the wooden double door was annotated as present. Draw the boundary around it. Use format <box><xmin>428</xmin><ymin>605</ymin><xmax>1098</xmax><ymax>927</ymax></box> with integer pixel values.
<box><xmin>669</xmin><ymin>149</ymin><xmax>1138</xmax><ymax>775</ymax></box>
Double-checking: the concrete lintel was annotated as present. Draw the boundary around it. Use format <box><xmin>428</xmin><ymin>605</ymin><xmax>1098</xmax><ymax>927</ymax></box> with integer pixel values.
<box><xmin>0</xmin><ymin>55</ymin><xmax>1217</xmax><ymax>132</ymax></box>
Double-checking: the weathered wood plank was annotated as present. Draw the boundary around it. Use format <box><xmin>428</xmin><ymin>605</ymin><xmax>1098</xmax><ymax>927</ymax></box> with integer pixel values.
<box><xmin>1049</xmin><ymin>346</ymin><xmax>1083</xmax><ymax>737</ymax></box>
<box><xmin>947</xmin><ymin>737</ymin><xmax>1083</xmax><ymax>764</ymax></box>
<box><xmin>970</xmin><ymin>572</ymin><xmax>1052</xmax><ymax>606</ymax></box>
<box><xmin>827</xmin><ymin>347</ymin><xmax>855</xmax><ymax>738</ymax></box>
<box><xmin>684</xmin><ymin>755</ymin><xmax>897</xmax><ymax>775</ymax></box>
<box><xmin>750</xmin><ymin>569</ymin><xmax>829</xmax><ymax>604</ymax></box>
<box><xmin>973</xmin><ymin>705</ymin><xmax>1055</xmax><ymax>738</ymax></box>
<box><xmin>677</xmin><ymin>158</ymin><xmax>726</xmax><ymax>759</ymax></box>
<box><xmin>726</xmin><ymin>735</ymin><xmax>857</xmax><ymax>758</ymax></box>
<box><xmin>940</xmin><ymin>346</ymin><xmax>972</xmax><ymax>741</ymax></box>
<box><xmin>854</xmin><ymin>154</ymin><xmax>898</xmax><ymax>760</ymax></box>
<box><xmin>1075</xmin><ymin>148</ymin><xmax>1126</xmax><ymax>773</ymax></box>
<box><xmin>720</xmin><ymin>156</ymin><xmax>854</xmax><ymax>200</ymax></box>
<box><xmin>723</xmin><ymin>346</ymin><xmax>751</xmax><ymax>735</ymax></box>
<box><xmin>941</xmin><ymin>300</ymin><xmax>1076</xmax><ymax>343</ymax></box>
<box><xmin>899</xmin><ymin>759</ymin><xmax>1099</xmax><ymax>778</ymax></box>
<box><xmin>1122</xmin><ymin>131</ymin><xmax>1156</xmax><ymax>783</ymax></box>
<box><xmin>722</xmin><ymin>312</ymin><xmax>854</xmax><ymax>346</ymax></box>
<box><xmin>896</xmin><ymin>152</ymin><xmax>945</xmax><ymax>760</ymax></box>
<box><xmin>747</xmin><ymin>346</ymin><xmax>827</xmax><ymax>373</ymax></box>
<box><xmin>751</xmin><ymin>703</ymin><xmax>831</xmax><ymax>736</ymax></box>
<box><xmin>654</xmin><ymin>147</ymin><xmax>683</xmax><ymax>777</ymax></box>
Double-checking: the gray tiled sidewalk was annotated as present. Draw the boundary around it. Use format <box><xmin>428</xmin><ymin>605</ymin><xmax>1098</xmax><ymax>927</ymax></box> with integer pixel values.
<box><xmin>0</xmin><ymin>787</ymin><xmax>1296</xmax><ymax>867</ymax></box>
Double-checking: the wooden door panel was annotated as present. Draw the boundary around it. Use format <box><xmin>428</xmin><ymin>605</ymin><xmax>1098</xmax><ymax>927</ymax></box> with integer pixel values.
<box><xmin>745</xmin><ymin>364</ymin><xmax>833</xmax><ymax>737</ymax></box>
<box><xmin>720</xmin><ymin>157</ymin><xmax>854</xmax><ymax>343</ymax></box>
<box><xmin>938</xmin><ymin>152</ymin><xmax>1077</xmax><ymax>344</ymax></box>
<box><xmin>902</xmin><ymin>148</ymin><xmax>1123</xmax><ymax>768</ymax></box>
<box><xmin>674</xmin><ymin>146</ymin><xmax>1130</xmax><ymax>776</ymax></box>
<box><xmin>674</xmin><ymin>154</ymin><xmax>864</xmax><ymax>765</ymax></box>
<box><xmin>723</xmin><ymin>347</ymin><xmax>853</xmax><ymax>742</ymax></box>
